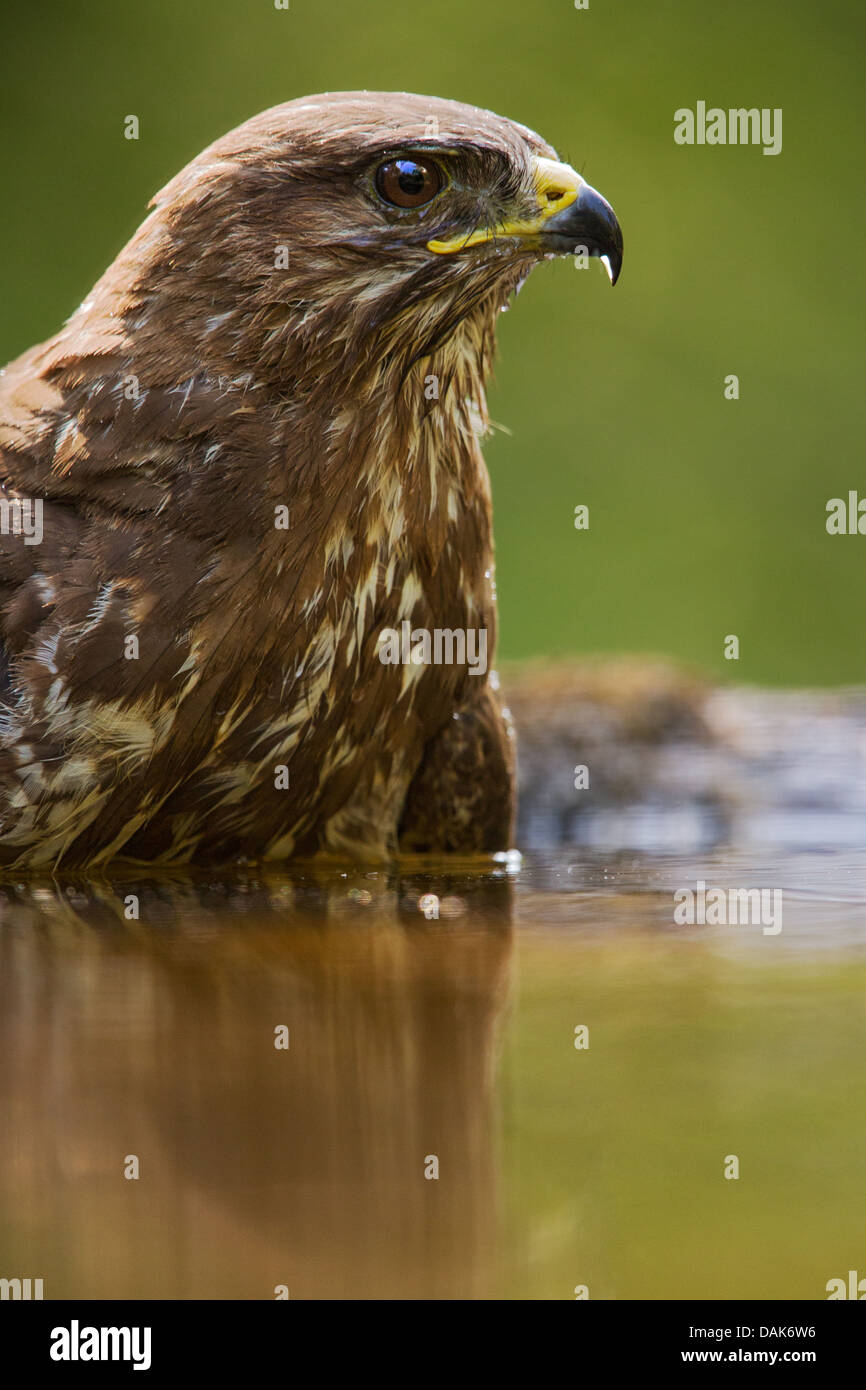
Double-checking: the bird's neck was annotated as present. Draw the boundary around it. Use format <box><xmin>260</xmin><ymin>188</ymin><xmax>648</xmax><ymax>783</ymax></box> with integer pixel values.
<box><xmin>280</xmin><ymin>311</ymin><xmax>499</xmax><ymax>568</ymax></box>
<box><xmin>203</xmin><ymin>312</ymin><xmax>503</xmax><ymax>682</ymax></box>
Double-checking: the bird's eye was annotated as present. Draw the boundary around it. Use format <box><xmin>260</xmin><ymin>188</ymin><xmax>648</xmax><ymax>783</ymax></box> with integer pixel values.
<box><xmin>374</xmin><ymin>158</ymin><xmax>442</xmax><ymax>209</ymax></box>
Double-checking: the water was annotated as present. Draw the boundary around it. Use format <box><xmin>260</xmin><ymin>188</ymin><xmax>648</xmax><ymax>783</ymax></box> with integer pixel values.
<box><xmin>1</xmin><ymin>847</ymin><xmax>863</xmax><ymax>1300</ymax></box>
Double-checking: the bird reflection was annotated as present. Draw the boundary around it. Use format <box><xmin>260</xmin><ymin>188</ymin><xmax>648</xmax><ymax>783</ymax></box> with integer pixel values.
<box><xmin>0</xmin><ymin>866</ymin><xmax>512</xmax><ymax>1299</ymax></box>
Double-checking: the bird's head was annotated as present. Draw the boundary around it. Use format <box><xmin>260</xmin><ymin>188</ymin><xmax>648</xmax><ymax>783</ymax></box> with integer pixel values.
<box><xmin>89</xmin><ymin>92</ymin><xmax>622</xmax><ymax>396</ymax></box>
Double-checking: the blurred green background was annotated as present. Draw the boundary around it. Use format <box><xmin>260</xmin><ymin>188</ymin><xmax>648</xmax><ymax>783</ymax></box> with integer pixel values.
<box><xmin>1</xmin><ymin>0</ymin><xmax>863</xmax><ymax>683</ymax></box>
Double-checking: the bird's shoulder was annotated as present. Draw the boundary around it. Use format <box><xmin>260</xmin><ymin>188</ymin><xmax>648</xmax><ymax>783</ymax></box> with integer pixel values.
<box><xmin>0</xmin><ymin>337</ymin><xmax>257</xmax><ymax>693</ymax></box>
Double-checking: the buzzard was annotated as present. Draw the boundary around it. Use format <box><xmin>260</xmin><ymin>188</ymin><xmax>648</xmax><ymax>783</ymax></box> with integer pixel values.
<box><xmin>0</xmin><ymin>92</ymin><xmax>622</xmax><ymax>867</ymax></box>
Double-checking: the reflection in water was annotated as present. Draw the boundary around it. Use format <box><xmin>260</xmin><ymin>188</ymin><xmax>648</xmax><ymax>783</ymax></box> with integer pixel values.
<box><xmin>1</xmin><ymin>850</ymin><xmax>865</xmax><ymax>1300</ymax></box>
<box><xmin>0</xmin><ymin>870</ymin><xmax>513</xmax><ymax>1299</ymax></box>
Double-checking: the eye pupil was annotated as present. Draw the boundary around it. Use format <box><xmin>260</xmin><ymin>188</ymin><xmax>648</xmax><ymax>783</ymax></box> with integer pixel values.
<box><xmin>398</xmin><ymin>164</ymin><xmax>425</xmax><ymax>194</ymax></box>
<box><xmin>375</xmin><ymin>158</ymin><xmax>441</xmax><ymax>209</ymax></box>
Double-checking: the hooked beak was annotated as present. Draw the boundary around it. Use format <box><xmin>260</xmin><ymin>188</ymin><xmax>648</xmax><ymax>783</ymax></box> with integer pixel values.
<box><xmin>540</xmin><ymin>180</ymin><xmax>623</xmax><ymax>284</ymax></box>
<box><xmin>427</xmin><ymin>154</ymin><xmax>623</xmax><ymax>284</ymax></box>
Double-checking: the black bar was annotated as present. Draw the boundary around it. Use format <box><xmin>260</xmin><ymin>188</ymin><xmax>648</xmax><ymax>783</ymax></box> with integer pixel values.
<box><xmin>2</xmin><ymin>1299</ymin><xmax>860</xmax><ymax>1374</ymax></box>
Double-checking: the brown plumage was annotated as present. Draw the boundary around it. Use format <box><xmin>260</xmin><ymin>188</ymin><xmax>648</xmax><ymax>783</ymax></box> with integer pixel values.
<box><xmin>0</xmin><ymin>92</ymin><xmax>622</xmax><ymax>867</ymax></box>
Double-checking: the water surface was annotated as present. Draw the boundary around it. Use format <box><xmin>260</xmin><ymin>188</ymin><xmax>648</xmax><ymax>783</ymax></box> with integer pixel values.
<box><xmin>1</xmin><ymin>848</ymin><xmax>863</xmax><ymax>1300</ymax></box>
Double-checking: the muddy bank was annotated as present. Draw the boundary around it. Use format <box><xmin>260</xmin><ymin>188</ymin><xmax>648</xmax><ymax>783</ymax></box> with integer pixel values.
<box><xmin>506</xmin><ymin>659</ymin><xmax>866</xmax><ymax>852</ymax></box>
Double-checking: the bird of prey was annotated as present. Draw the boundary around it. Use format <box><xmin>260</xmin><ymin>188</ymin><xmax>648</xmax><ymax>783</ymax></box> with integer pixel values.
<box><xmin>0</xmin><ymin>92</ymin><xmax>622</xmax><ymax>867</ymax></box>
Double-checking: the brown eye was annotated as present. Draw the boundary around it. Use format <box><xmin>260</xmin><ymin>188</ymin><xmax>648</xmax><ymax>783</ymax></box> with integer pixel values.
<box><xmin>375</xmin><ymin>158</ymin><xmax>442</xmax><ymax>209</ymax></box>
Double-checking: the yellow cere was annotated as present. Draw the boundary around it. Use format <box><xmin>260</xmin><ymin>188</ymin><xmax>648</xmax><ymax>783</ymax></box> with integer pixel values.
<box><xmin>427</xmin><ymin>156</ymin><xmax>583</xmax><ymax>254</ymax></box>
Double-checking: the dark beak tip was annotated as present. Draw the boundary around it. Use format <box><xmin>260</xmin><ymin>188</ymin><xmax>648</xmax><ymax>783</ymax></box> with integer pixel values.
<box><xmin>543</xmin><ymin>181</ymin><xmax>623</xmax><ymax>285</ymax></box>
